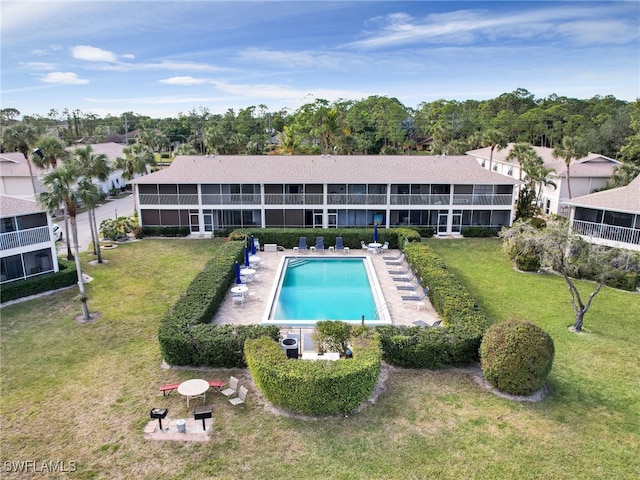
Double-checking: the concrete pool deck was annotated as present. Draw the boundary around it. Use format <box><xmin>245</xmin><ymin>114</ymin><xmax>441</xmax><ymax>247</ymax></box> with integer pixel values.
<box><xmin>212</xmin><ymin>248</ymin><xmax>441</xmax><ymax>342</ymax></box>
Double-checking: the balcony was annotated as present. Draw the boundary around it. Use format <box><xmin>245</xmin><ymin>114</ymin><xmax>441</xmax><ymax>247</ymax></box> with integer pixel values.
<box><xmin>264</xmin><ymin>193</ymin><xmax>324</xmax><ymax>205</ymax></box>
<box><xmin>572</xmin><ymin>220</ymin><xmax>640</xmax><ymax>249</ymax></box>
<box><xmin>0</xmin><ymin>226</ymin><xmax>51</xmax><ymax>251</ymax></box>
<box><xmin>327</xmin><ymin>194</ymin><xmax>387</xmax><ymax>205</ymax></box>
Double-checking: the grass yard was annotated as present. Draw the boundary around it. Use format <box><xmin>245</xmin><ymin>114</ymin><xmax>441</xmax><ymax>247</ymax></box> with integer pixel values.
<box><xmin>1</xmin><ymin>238</ymin><xmax>639</xmax><ymax>479</ymax></box>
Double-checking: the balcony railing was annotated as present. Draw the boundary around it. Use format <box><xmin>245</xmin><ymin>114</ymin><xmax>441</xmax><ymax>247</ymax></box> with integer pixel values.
<box><xmin>327</xmin><ymin>194</ymin><xmax>387</xmax><ymax>205</ymax></box>
<box><xmin>573</xmin><ymin>220</ymin><xmax>640</xmax><ymax>246</ymax></box>
<box><xmin>138</xmin><ymin>192</ymin><xmax>513</xmax><ymax>207</ymax></box>
<box><xmin>0</xmin><ymin>226</ymin><xmax>51</xmax><ymax>251</ymax></box>
<box><xmin>264</xmin><ymin>193</ymin><xmax>324</xmax><ymax>205</ymax></box>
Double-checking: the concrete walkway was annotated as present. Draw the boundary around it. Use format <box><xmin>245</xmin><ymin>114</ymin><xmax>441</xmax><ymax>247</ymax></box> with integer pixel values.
<box><xmin>211</xmin><ymin>248</ymin><xmax>441</xmax><ymax>343</ymax></box>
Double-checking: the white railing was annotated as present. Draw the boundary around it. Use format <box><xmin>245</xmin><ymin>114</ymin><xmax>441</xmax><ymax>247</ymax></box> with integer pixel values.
<box><xmin>0</xmin><ymin>226</ymin><xmax>51</xmax><ymax>251</ymax></box>
<box><xmin>573</xmin><ymin>220</ymin><xmax>640</xmax><ymax>246</ymax></box>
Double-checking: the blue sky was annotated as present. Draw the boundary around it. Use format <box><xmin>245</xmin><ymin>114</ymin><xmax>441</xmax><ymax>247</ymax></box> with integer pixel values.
<box><xmin>2</xmin><ymin>1</ymin><xmax>638</xmax><ymax>119</ymax></box>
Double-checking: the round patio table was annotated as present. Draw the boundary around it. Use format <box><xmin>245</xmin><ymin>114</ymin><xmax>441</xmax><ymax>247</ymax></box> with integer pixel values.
<box><xmin>177</xmin><ymin>379</ymin><xmax>209</xmax><ymax>409</ymax></box>
<box><xmin>240</xmin><ymin>268</ymin><xmax>256</xmax><ymax>276</ymax></box>
<box><xmin>231</xmin><ymin>285</ymin><xmax>248</xmax><ymax>295</ymax></box>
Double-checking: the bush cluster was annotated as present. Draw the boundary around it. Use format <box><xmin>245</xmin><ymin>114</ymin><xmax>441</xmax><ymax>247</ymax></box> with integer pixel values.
<box><xmin>229</xmin><ymin>227</ymin><xmax>413</xmax><ymax>250</ymax></box>
<box><xmin>245</xmin><ymin>331</ymin><xmax>381</xmax><ymax>415</ymax></box>
<box><xmin>140</xmin><ymin>226</ymin><xmax>190</xmax><ymax>237</ymax></box>
<box><xmin>0</xmin><ymin>258</ymin><xmax>78</xmax><ymax>303</ymax></box>
<box><xmin>480</xmin><ymin>319</ymin><xmax>554</xmax><ymax>396</ymax></box>
<box><xmin>461</xmin><ymin>226</ymin><xmax>499</xmax><ymax>237</ymax></box>
<box><xmin>158</xmin><ymin>241</ymin><xmax>279</xmax><ymax>367</ymax></box>
<box><xmin>376</xmin><ymin>242</ymin><xmax>493</xmax><ymax>368</ymax></box>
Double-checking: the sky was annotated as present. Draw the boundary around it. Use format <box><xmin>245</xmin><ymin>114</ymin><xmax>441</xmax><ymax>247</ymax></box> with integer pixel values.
<box><xmin>1</xmin><ymin>0</ymin><xmax>639</xmax><ymax>119</ymax></box>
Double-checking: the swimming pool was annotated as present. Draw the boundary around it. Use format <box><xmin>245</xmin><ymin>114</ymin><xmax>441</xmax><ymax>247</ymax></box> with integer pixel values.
<box><xmin>262</xmin><ymin>256</ymin><xmax>391</xmax><ymax>327</ymax></box>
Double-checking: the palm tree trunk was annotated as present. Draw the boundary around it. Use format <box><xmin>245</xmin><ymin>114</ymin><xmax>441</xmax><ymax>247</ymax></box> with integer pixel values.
<box><xmin>92</xmin><ymin>209</ymin><xmax>103</xmax><ymax>263</ymax></box>
<box><xmin>88</xmin><ymin>209</ymin><xmax>97</xmax><ymax>255</ymax></box>
<box><xmin>566</xmin><ymin>164</ymin><xmax>573</xmax><ymax>199</ymax></box>
<box><xmin>70</xmin><ymin>216</ymin><xmax>90</xmax><ymax>320</ymax></box>
<box><xmin>63</xmin><ymin>209</ymin><xmax>74</xmax><ymax>260</ymax></box>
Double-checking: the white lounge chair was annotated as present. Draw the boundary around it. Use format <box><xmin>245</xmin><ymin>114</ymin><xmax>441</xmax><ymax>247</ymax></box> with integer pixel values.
<box><xmin>220</xmin><ymin>376</ymin><xmax>240</xmax><ymax>397</ymax></box>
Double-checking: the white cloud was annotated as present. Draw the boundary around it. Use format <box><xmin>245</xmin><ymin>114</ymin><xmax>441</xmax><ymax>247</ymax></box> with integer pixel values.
<box><xmin>121</xmin><ymin>54</ymin><xmax>136</xmax><ymax>60</ymax></box>
<box><xmin>160</xmin><ymin>76</ymin><xmax>209</xmax><ymax>86</ymax></box>
<box><xmin>40</xmin><ymin>72</ymin><xmax>89</xmax><ymax>85</ymax></box>
<box><xmin>21</xmin><ymin>62</ymin><xmax>56</xmax><ymax>71</ymax></box>
<box><xmin>71</xmin><ymin>45</ymin><xmax>118</xmax><ymax>62</ymax></box>
<box><xmin>349</xmin><ymin>5</ymin><xmax>639</xmax><ymax>50</ymax></box>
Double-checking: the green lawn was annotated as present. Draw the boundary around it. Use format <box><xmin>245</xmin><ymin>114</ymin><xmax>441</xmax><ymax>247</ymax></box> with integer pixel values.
<box><xmin>1</xmin><ymin>238</ymin><xmax>638</xmax><ymax>479</ymax></box>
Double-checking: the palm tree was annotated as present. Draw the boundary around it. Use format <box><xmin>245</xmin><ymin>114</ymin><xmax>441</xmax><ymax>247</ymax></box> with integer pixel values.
<box><xmin>2</xmin><ymin>123</ymin><xmax>38</xmax><ymax>195</ymax></box>
<box><xmin>76</xmin><ymin>178</ymin><xmax>104</xmax><ymax>263</ymax></box>
<box><xmin>115</xmin><ymin>143</ymin><xmax>155</xmax><ymax>209</ymax></box>
<box><xmin>33</xmin><ymin>135</ymin><xmax>74</xmax><ymax>259</ymax></box>
<box><xmin>173</xmin><ymin>143</ymin><xmax>197</xmax><ymax>156</ymax></box>
<box><xmin>37</xmin><ymin>162</ymin><xmax>92</xmax><ymax>321</ymax></box>
<box><xmin>74</xmin><ymin>145</ymin><xmax>112</xmax><ymax>262</ymax></box>
<box><xmin>481</xmin><ymin>129</ymin><xmax>508</xmax><ymax>171</ymax></box>
<box><xmin>552</xmin><ymin>136</ymin><xmax>587</xmax><ymax>199</ymax></box>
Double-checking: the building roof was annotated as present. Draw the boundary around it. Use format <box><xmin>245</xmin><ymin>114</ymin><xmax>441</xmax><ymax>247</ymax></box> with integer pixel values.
<box><xmin>67</xmin><ymin>142</ymin><xmax>125</xmax><ymax>161</ymax></box>
<box><xmin>0</xmin><ymin>152</ymin><xmax>33</xmax><ymax>177</ymax></box>
<box><xmin>131</xmin><ymin>154</ymin><xmax>520</xmax><ymax>185</ymax></box>
<box><xmin>466</xmin><ymin>143</ymin><xmax>620</xmax><ymax>178</ymax></box>
<box><xmin>0</xmin><ymin>194</ymin><xmax>44</xmax><ymax>216</ymax></box>
<box><xmin>564</xmin><ymin>175</ymin><xmax>640</xmax><ymax>215</ymax></box>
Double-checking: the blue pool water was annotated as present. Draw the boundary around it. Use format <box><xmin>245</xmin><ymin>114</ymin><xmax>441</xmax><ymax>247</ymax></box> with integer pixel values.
<box><xmin>272</xmin><ymin>258</ymin><xmax>377</xmax><ymax>321</ymax></box>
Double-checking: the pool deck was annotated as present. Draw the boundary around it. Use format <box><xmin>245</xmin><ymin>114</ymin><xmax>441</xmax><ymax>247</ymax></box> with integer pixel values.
<box><xmin>212</xmin><ymin>248</ymin><xmax>441</xmax><ymax>345</ymax></box>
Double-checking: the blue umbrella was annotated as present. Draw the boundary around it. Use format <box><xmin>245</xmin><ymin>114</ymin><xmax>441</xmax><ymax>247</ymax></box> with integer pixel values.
<box><xmin>373</xmin><ymin>223</ymin><xmax>379</xmax><ymax>242</ymax></box>
<box><xmin>234</xmin><ymin>261</ymin><xmax>241</xmax><ymax>284</ymax></box>
<box><xmin>250</xmin><ymin>235</ymin><xmax>256</xmax><ymax>255</ymax></box>
<box><xmin>244</xmin><ymin>247</ymin><xmax>250</xmax><ymax>267</ymax></box>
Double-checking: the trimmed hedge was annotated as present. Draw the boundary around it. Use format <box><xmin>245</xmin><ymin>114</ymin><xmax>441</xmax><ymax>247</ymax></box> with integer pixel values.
<box><xmin>376</xmin><ymin>242</ymin><xmax>493</xmax><ymax>368</ymax></box>
<box><xmin>158</xmin><ymin>240</ymin><xmax>280</xmax><ymax>367</ymax></box>
<box><xmin>229</xmin><ymin>227</ymin><xmax>420</xmax><ymax>250</ymax></box>
<box><xmin>0</xmin><ymin>258</ymin><xmax>78</xmax><ymax>304</ymax></box>
<box><xmin>245</xmin><ymin>332</ymin><xmax>381</xmax><ymax>415</ymax></box>
<box><xmin>480</xmin><ymin>319</ymin><xmax>554</xmax><ymax>396</ymax></box>
<box><xmin>141</xmin><ymin>226</ymin><xmax>189</xmax><ymax>237</ymax></box>
<box><xmin>461</xmin><ymin>226</ymin><xmax>499</xmax><ymax>238</ymax></box>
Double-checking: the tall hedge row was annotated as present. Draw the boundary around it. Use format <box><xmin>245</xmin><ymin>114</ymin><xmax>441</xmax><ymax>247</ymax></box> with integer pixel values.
<box><xmin>376</xmin><ymin>242</ymin><xmax>494</xmax><ymax>368</ymax></box>
<box><xmin>245</xmin><ymin>333</ymin><xmax>381</xmax><ymax>415</ymax></box>
<box><xmin>229</xmin><ymin>227</ymin><xmax>421</xmax><ymax>250</ymax></box>
<box><xmin>158</xmin><ymin>240</ymin><xmax>280</xmax><ymax>367</ymax></box>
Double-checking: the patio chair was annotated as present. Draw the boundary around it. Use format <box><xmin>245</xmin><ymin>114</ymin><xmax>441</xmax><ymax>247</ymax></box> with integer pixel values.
<box><xmin>335</xmin><ymin>237</ymin><xmax>347</xmax><ymax>253</ymax></box>
<box><xmin>401</xmin><ymin>286</ymin><xmax>429</xmax><ymax>302</ymax></box>
<box><xmin>315</xmin><ymin>237</ymin><xmax>325</xmax><ymax>253</ymax></box>
<box><xmin>232</xmin><ymin>294</ymin><xmax>245</xmax><ymax>307</ymax></box>
<box><xmin>396</xmin><ymin>277</ymin><xmax>421</xmax><ymax>291</ymax></box>
<box><xmin>385</xmin><ymin>252</ymin><xmax>406</xmax><ymax>265</ymax></box>
<box><xmin>229</xmin><ymin>386</ymin><xmax>248</xmax><ymax>407</ymax></box>
<box><xmin>360</xmin><ymin>241</ymin><xmax>368</xmax><ymax>251</ymax></box>
<box><xmin>220</xmin><ymin>376</ymin><xmax>240</xmax><ymax>397</ymax></box>
<box><xmin>381</xmin><ymin>241</ymin><xmax>390</xmax><ymax>253</ymax></box>
<box><xmin>383</xmin><ymin>251</ymin><xmax>404</xmax><ymax>261</ymax></box>
<box><xmin>296</xmin><ymin>237</ymin><xmax>308</xmax><ymax>254</ymax></box>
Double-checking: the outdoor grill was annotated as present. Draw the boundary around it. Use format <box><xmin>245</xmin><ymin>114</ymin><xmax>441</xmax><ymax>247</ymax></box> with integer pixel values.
<box><xmin>150</xmin><ymin>408</ymin><xmax>168</xmax><ymax>431</ymax></box>
<box><xmin>193</xmin><ymin>404</ymin><xmax>213</xmax><ymax>431</ymax></box>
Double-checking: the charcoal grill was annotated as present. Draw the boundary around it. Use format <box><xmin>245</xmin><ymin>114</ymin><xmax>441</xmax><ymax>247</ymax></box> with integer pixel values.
<box><xmin>150</xmin><ymin>408</ymin><xmax>168</xmax><ymax>431</ymax></box>
<box><xmin>193</xmin><ymin>404</ymin><xmax>213</xmax><ymax>431</ymax></box>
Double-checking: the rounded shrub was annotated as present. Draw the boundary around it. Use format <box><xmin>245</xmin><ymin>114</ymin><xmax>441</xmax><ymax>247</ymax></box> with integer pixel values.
<box><xmin>480</xmin><ymin>319</ymin><xmax>554</xmax><ymax>396</ymax></box>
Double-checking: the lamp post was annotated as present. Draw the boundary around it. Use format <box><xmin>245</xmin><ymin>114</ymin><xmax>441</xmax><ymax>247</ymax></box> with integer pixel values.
<box><xmin>114</xmin><ymin>209</ymin><xmax>118</xmax><ymax>220</ymax></box>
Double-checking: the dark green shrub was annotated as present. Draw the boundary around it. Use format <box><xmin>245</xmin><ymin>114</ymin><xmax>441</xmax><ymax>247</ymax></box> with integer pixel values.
<box><xmin>141</xmin><ymin>226</ymin><xmax>189</xmax><ymax>237</ymax></box>
<box><xmin>461</xmin><ymin>227</ymin><xmax>499</xmax><ymax>238</ymax></box>
<box><xmin>314</xmin><ymin>320</ymin><xmax>352</xmax><ymax>355</ymax></box>
<box><xmin>413</xmin><ymin>227</ymin><xmax>435</xmax><ymax>238</ymax></box>
<box><xmin>480</xmin><ymin>319</ymin><xmax>554</xmax><ymax>396</ymax></box>
<box><xmin>376</xmin><ymin>242</ymin><xmax>493</xmax><ymax>368</ymax></box>
<box><xmin>245</xmin><ymin>332</ymin><xmax>381</xmax><ymax>415</ymax></box>
<box><xmin>158</xmin><ymin>240</ymin><xmax>280</xmax><ymax>367</ymax></box>
<box><xmin>515</xmin><ymin>251</ymin><xmax>541</xmax><ymax>272</ymax></box>
<box><xmin>0</xmin><ymin>258</ymin><xmax>78</xmax><ymax>303</ymax></box>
